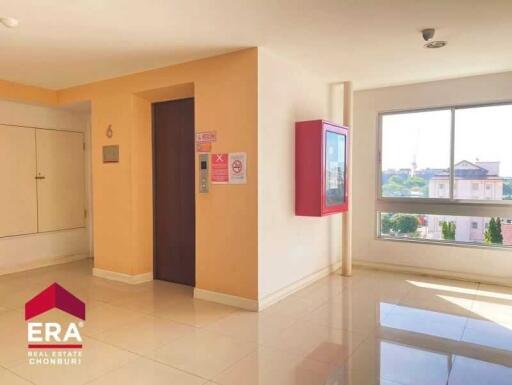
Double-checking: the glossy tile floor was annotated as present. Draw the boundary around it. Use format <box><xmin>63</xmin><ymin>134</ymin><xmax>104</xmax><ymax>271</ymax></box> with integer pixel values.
<box><xmin>1</xmin><ymin>260</ymin><xmax>512</xmax><ymax>384</ymax></box>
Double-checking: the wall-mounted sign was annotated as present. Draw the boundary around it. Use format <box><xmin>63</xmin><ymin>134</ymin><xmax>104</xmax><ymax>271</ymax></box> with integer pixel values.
<box><xmin>211</xmin><ymin>153</ymin><xmax>228</xmax><ymax>184</ymax></box>
<box><xmin>229</xmin><ymin>152</ymin><xmax>247</xmax><ymax>184</ymax></box>
<box><xmin>196</xmin><ymin>143</ymin><xmax>212</xmax><ymax>153</ymax></box>
<box><xmin>103</xmin><ymin>145</ymin><xmax>119</xmax><ymax>163</ymax></box>
<box><xmin>196</xmin><ymin>131</ymin><xmax>216</xmax><ymax>144</ymax></box>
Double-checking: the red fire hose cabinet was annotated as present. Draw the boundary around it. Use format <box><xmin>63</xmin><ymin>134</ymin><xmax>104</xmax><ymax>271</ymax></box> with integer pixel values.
<box><xmin>295</xmin><ymin>120</ymin><xmax>349</xmax><ymax>216</ymax></box>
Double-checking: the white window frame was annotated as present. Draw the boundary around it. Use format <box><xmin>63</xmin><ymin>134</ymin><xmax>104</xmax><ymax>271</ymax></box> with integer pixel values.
<box><xmin>376</xmin><ymin>101</ymin><xmax>512</xmax><ymax>248</ymax></box>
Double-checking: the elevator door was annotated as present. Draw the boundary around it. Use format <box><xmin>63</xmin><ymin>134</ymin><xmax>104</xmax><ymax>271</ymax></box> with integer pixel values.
<box><xmin>153</xmin><ymin>98</ymin><xmax>195</xmax><ymax>286</ymax></box>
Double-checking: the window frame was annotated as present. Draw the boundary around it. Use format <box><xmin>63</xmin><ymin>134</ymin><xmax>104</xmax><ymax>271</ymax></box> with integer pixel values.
<box><xmin>376</xmin><ymin>101</ymin><xmax>512</xmax><ymax>248</ymax></box>
<box><xmin>377</xmin><ymin>101</ymin><xmax>512</xmax><ymax>207</ymax></box>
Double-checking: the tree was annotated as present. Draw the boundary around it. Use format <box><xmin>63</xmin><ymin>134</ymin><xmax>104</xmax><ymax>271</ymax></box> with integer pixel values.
<box><xmin>441</xmin><ymin>221</ymin><xmax>456</xmax><ymax>240</ymax></box>
<box><xmin>496</xmin><ymin>217</ymin><xmax>504</xmax><ymax>244</ymax></box>
<box><xmin>382</xmin><ymin>175</ymin><xmax>428</xmax><ymax>197</ymax></box>
<box><xmin>485</xmin><ymin>217</ymin><xmax>503</xmax><ymax>245</ymax></box>
<box><xmin>403</xmin><ymin>176</ymin><xmax>427</xmax><ymax>189</ymax></box>
<box><xmin>388</xmin><ymin>175</ymin><xmax>406</xmax><ymax>184</ymax></box>
<box><xmin>392</xmin><ymin>214</ymin><xmax>419</xmax><ymax>234</ymax></box>
<box><xmin>381</xmin><ymin>213</ymin><xmax>393</xmax><ymax>234</ymax></box>
<box><xmin>382</xmin><ymin>181</ymin><xmax>408</xmax><ymax>197</ymax></box>
<box><xmin>449</xmin><ymin>222</ymin><xmax>456</xmax><ymax>240</ymax></box>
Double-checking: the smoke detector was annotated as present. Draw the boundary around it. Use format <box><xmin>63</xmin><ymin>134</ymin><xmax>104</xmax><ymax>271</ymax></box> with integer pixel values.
<box><xmin>421</xmin><ymin>28</ymin><xmax>447</xmax><ymax>49</ymax></box>
<box><xmin>0</xmin><ymin>17</ymin><xmax>19</xmax><ymax>28</ymax></box>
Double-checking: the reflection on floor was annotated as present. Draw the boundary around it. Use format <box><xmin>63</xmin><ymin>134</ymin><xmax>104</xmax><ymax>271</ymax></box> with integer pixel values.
<box><xmin>1</xmin><ymin>260</ymin><xmax>512</xmax><ymax>384</ymax></box>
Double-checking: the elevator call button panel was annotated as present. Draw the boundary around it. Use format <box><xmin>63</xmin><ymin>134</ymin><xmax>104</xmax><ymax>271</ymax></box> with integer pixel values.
<box><xmin>199</xmin><ymin>154</ymin><xmax>209</xmax><ymax>193</ymax></box>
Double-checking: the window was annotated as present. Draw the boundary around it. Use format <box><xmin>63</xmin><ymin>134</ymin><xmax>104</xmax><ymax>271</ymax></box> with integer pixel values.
<box><xmin>380</xmin><ymin>110</ymin><xmax>451</xmax><ymax>198</ymax></box>
<box><xmin>454</xmin><ymin>105</ymin><xmax>512</xmax><ymax>200</ymax></box>
<box><xmin>379</xmin><ymin>212</ymin><xmax>511</xmax><ymax>247</ymax></box>
<box><xmin>380</xmin><ymin>104</ymin><xmax>512</xmax><ymax>202</ymax></box>
<box><xmin>378</xmin><ymin>103</ymin><xmax>512</xmax><ymax>248</ymax></box>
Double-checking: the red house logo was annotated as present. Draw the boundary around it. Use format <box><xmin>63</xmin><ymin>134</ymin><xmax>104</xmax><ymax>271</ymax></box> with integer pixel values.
<box><xmin>25</xmin><ymin>283</ymin><xmax>85</xmax><ymax>321</ymax></box>
<box><xmin>25</xmin><ymin>283</ymin><xmax>86</xmax><ymax>350</ymax></box>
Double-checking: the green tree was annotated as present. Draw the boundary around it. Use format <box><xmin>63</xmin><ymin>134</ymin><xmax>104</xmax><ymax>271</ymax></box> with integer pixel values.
<box><xmin>388</xmin><ymin>175</ymin><xmax>406</xmax><ymax>184</ymax></box>
<box><xmin>392</xmin><ymin>214</ymin><xmax>419</xmax><ymax>234</ymax></box>
<box><xmin>449</xmin><ymin>222</ymin><xmax>456</xmax><ymax>240</ymax></box>
<box><xmin>441</xmin><ymin>221</ymin><xmax>456</xmax><ymax>240</ymax></box>
<box><xmin>381</xmin><ymin>213</ymin><xmax>394</xmax><ymax>234</ymax></box>
<box><xmin>403</xmin><ymin>176</ymin><xmax>427</xmax><ymax>189</ymax></box>
<box><xmin>382</xmin><ymin>175</ymin><xmax>428</xmax><ymax>197</ymax></box>
<box><xmin>382</xmin><ymin>181</ymin><xmax>408</xmax><ymax>197</ymax></box>
<box><xmin>485</xmin><ymin>217</ymin><xmax>503</xmax><ymax>244</ymax></box>
<box><xmin>496</xmin><ymin>217</ymin><xmax>503</xmax><ymax>244</ymax></box>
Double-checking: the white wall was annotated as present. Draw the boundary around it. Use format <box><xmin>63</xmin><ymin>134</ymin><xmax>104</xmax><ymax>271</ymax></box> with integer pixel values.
<box><xmin>0</xmin><ymin>100</ymin><xmax>91</xmax><ymax>275</ymax></box>
<box><xmin>258</xmin><ymin>48</ymin><xmax>341</xmax><ymax>299</ymax></box>
<box><xmin>353</xmin><ymin>71</ymin><xmax>512</xmax><ymax>283</ymax></box>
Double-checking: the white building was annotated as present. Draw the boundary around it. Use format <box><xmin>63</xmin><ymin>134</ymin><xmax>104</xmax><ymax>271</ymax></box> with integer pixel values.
<box><xmin>428</xmin><ymin>161</ymin><xmax>503</xmax><ymax>242</ymax></box>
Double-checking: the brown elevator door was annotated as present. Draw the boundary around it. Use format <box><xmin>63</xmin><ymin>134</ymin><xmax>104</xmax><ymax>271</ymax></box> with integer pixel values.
<box><xmin>153</xmin><ymin>98</ymin><xmax>195</xmax><ymax>286</ymax></box>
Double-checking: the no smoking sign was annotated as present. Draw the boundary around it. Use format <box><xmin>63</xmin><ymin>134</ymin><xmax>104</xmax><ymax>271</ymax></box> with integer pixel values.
<box><xmin>232</xmin><ymin>160</ymin><xmax>242</xmax><ymax>174</ymax></box>
<box><xmin>229</xmin><ymin>153</ymin><xmax>247</xmax><ymax>184</ymax></box>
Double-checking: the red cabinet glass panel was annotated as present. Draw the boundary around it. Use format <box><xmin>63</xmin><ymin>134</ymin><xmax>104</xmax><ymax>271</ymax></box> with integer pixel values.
<box><xmin>295</xmin><ymin>120</ymin><xmax>349</xmax><ymax>216</ymax></box>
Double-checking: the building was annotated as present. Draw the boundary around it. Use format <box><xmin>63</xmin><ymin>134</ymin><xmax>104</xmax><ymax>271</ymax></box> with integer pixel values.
<box><xmin>428</xmin><ymin>161</ymin><xmax>504</xmax><ymax>242</ymax></box>
<box><xmin>429</xmin><ymin>160</ymin><xmax>503</xmax><ymax>200</ymax></box>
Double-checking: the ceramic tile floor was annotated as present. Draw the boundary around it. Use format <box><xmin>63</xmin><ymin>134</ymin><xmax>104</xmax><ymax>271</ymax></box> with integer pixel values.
<box><xmin>1</xmin><ymin>259</ymin><xmax>512</xmax><ymax>384</ymax></box>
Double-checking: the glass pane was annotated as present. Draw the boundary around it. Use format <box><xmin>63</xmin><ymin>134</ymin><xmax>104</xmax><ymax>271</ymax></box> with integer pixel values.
<box><xmin>381</xmin><ymin>110</ymin><xmax>451</xmax><ymax>198</ymax></box>
<box><xmin>325</xmin><ymin>131</ymin><xmax>345</xmax><ymax>207</ymax></box>
<box><xmin>454</xmin><ymin>104</ymin><xmax>512</xmax><ymax>201</ymax></box>
<box><xmin>379</xmin><ymin>212</ymin><xmax>512</xmax><ymax>246</ymax></box>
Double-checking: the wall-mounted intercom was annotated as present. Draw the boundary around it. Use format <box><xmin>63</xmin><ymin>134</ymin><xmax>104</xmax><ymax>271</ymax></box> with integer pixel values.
<box><xmin>199</xmin><ymin>153</ymin><xmax>209</xmax><ymax>193</ymax></box>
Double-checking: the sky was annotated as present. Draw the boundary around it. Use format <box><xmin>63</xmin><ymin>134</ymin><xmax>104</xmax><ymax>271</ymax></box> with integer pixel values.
<box><xmin>382</xmin><ymin>104</ymin><xmax>512</xmax><ymax>177</ymax></box>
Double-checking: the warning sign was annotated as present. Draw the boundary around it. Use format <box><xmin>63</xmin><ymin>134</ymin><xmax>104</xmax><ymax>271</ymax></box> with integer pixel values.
<box><xmin>196</xmin><ymin>142</ymin><xmax>212</xmax><ymax>153</ymax></box>
<box><xmin>211</xmin><ymin>153</ymin><xmax>228</xmax><ymax>184</ymax></box>
<box><xmin>196</xmin><ymin>131</ymin><xmax>216</xmax><ymax>144</ymax></box>
<box><xmin>229</xmin><ymin>152</ymin><xmax>247</xmax><ymax>184</ymax></box>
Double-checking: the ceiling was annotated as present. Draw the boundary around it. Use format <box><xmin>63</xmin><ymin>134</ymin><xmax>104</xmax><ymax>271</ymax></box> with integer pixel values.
<box><xmin>1</xmin><ymin>0</ymin><xmax>512</xmax><ymax>90</ymax></box>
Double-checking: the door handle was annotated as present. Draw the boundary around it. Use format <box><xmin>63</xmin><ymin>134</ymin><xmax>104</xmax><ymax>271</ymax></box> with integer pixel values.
<box><xmin>35</xmin><ymin>175</ymin><xmax>46</xmax><ymax>180</ymax></box>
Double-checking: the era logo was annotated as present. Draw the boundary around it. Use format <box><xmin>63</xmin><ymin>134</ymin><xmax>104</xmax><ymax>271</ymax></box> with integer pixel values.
<box><xmin>28</xmin><ymin>322</ymin><xmax>83</xmax><ymax>343</ymax></box>
<box><xmin>25</xmin><ymin>283</ymin><xmax>86</xmax><ymax>349</ymax></box>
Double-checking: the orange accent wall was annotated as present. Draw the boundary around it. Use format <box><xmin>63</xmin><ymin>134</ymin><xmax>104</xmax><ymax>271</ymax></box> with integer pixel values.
<box><xmin>56</xmin><ymin>48</ymin><xmax>259</xmax><ymax>299</ymax></box>
<box><xmin>89</xmin><ymin>93</ymin><xmax>137</xmax><ymax>275</ymax></box>
<box><xmin>0</xmin><ymin>79</ymin><xmax>57</xmax><ymax>106</ymax></box>
<box><xmin>0</xmin><ymin>48</ymin><xmax>258</xmax><ymax>299</ymax></box>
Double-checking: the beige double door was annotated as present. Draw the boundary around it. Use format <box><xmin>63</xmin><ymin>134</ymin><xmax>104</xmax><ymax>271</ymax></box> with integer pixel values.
<box><xmin>0</xmin><ymin>125</ymin><xmax>85</xmax><ymax>237</ymax></box>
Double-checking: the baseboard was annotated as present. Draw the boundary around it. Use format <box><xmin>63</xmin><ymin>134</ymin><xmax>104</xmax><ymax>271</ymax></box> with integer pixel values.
<box><xmin>0</xmin><ymin>253</ymin><xmax>89</xmax><ymax>276</ymax></box>
<box><xmin>196</xmin><ymin>261</ymin><xmax>342</xmax><ymax>312</ymax></box>
<box><xmin>258</xmin><ymin>260</ymin><xmax>342</xmax><ymax>311</ymax></box>
<box><xmin>93</xmin><ymin>268</ymin><xmax>153</xmax><ymax>284</ymax></box>
<box><xmin>354</xmin><ymin>260</ymin><xmax>512</xmax><ymax>288</ymax></box>
<box><xmin>194</xmin><ymin>288</ymin><xmax>258</xmax><ymax>311</ymax></box>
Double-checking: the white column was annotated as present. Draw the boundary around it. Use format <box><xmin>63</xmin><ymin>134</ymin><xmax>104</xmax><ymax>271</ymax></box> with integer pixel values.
<box><xmin>342</xmin><ymin>81</ymin><xmax>353</xmax><ymax>276</ymax></box>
